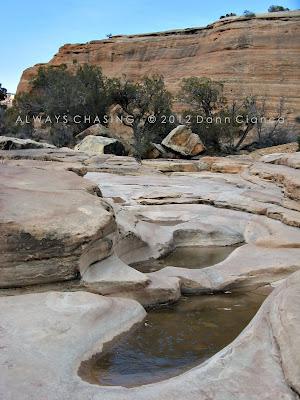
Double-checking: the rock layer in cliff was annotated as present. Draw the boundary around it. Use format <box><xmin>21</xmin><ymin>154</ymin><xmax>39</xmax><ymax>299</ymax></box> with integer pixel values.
<box><xmin>17</xmin><ymin>11</ymin><xmax>300</xmax><ymax>117</ymax></box>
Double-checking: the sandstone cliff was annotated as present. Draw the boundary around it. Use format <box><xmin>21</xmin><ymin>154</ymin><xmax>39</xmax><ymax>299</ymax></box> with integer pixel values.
<box><xmin>17</xmin><ymin>11</ymin><xmax>300</xmax><ymax>117</ymax></box>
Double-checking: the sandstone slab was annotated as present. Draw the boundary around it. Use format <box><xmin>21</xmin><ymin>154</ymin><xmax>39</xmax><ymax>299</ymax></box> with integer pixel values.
<box><xmin>153</xmin><ymin>245</ymin><xmax>300</xmax><ymax>293</ymax></box>
<box><xmin>0</xmin><ymin>291</ymin><xmax>146</xmax><ymax>400</ymax></box>
<box><xmin>0</xmin><ymin>164</ymin><xmax>116</xmax><ymax>287</ymax></box>
<box><xmin>81</xmin><ymin>255</ymin><xmax>149</xmax><ymax>294</ymax></box>
<box><xmin>249</xmin><ymin>161</ymin><xmax>300</xmax><ymax>201</ymax></box>
<box><xmin>0</xmin><ymin>136</ymin><xmax>56</xmax><ymax>150</ymax></box>
<box><xmin>86</xmin><ymin>163</ymin><xmax>300</xmax><ymax>228</ymax></box>
<box><xmin>109</xmin><ymin>274</ymin><xmax>181</xmax><ymax>307</ymax></box>
<box><xmin>260</xmin><ymin>151</ymin><xmax>300</xmax><ymax>169</ymax></box>
<box><xmin>0</xmin><ymin>272</ymin><xmax>299</xmax><ymax>400</ymax></box>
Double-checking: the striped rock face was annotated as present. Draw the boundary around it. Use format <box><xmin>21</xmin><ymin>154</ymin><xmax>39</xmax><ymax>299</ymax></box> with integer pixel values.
<box><xmin>17</xmin><ymin>12</ymin><xmax>300</xmax><ymax>119</ymax></box>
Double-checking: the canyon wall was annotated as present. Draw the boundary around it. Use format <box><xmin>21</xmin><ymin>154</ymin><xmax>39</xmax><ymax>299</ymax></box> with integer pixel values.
<box><xmin>17</xmin><ymin>11</ymin><xmax>300</xmax><ymax>117</ymax></box>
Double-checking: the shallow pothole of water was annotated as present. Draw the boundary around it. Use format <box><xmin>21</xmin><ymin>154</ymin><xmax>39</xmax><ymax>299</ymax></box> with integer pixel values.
<box><xmin>132</xmin><ymin>245</ymin><xmax>240</xmax><ymax>273</ymax></box>
<box><xmin>79</xmin><ymin>291</ymin><xmax>265</xmax><ymax>387</ymax></box>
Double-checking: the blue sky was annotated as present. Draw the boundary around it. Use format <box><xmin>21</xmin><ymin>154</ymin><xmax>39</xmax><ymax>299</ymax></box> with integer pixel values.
<box><xmin>1</xmin><ymin>0</ymin><xmax>298</xmax><ymax>92</ymax></box>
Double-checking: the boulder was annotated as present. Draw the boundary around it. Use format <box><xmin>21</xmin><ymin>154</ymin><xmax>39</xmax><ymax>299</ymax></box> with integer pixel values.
<box><xmin>0</xmin><ymin>164</ymin><xmax>116</xmax><ymax>288</ymax></box>
<box><xmin>162</xmin><ymin>125</ymin><xmax>205</xmax><ymax>156</ymax></box>
<box><xmin>74</xmin><ymin>135</ymin><xmax>126</xmax><ymax>155</ymax></box>
<box><xmin>75</xmin><ymin>114</ymin><xmax>133</xmax><ymax>154</ymax></box>
<box><xmin>146</xmin><ymin>143</ymin><xmax>181</xmax><ymax>159</ymax></box>
<box><xmin>0</xmin><ymin>136</ymin><xmax>56</xmax><ymax>150</ymax></box>
<box><xmin>75</xmin><ymin>123</ymin><xmax>110</xmax><ymax>141</ymax></box>
<box><xmin>107</xmin><ymin>104</ymin><xmax>134</xmax><ymax>144</ymax></box>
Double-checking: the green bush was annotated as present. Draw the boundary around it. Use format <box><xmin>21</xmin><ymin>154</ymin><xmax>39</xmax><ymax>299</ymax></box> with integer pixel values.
<box><xmin>268</xmin><ymin>5</ymin><xmax>289</xmax><ymax>12</ymax></box>
<box><xmin>179</xmin><ymin>78</ymin><xmax>291</xmax><ymax>154</ymax></box>
<box><xmin>243</xmin><ymin>10</ymin><xmax>256</xmax><ymax>17</ymax></box>
<box><xmin>5</xmin><ymin>65</ymin><xmax>111</xmax><ymax>145</ymax></box>
<box><xmin>0</xmin><ymin>83</ymin><xmax>7</xmax><ymax>102</ymax></box>
<box><xmin>219</xmin><ymin>13</ymin><xmax>237</xmax><ymax>19</ymax></box>
<box><xmin>180</xmin><ymin>77</ymin><xmax>227</xmax><ymax>152</ymax></box>
<box><xmin>3</xmin><ymin>67</ymin><xmax>174</xmax><ymax>156</ymax></box>
<box><xmin>108</xmin><ymin>75</ymin><xmax>174</xmax><ymax>160</ymax></box>
<box><xmin>49</xmin><ymin>124</ymin><xmax>74</xmax><ymax>147</ymax></box>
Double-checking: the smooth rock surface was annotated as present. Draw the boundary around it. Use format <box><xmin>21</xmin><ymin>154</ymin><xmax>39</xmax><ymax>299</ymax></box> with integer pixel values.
<box><xmin>85</xmin><ymin>152</ymin><xmax>300</xmax><ymax>296</ymax></box>
<box><xmin>86</xmin><ymin>158</ymin><xmax>300</xmax><ymax>228</ymax></box>
<box><xmin>1</xmin><ymin>272</ymin><xmax>299</xmax><ymax>400</ymax></box>
<box><xmin>81</xmin><ymin>255</ymin><xmax>149</xmax><ymax>294</ymax></box>
<box><xmin>0</xmin><ymin>291</ymin><xmax>146</xmax><ymax>400</ymax></box>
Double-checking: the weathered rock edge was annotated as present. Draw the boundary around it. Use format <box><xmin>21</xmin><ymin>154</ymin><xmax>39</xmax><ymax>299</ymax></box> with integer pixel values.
<box><xmin>0</xmin><ymin>165</ymin><xmax>116</xmax><ymax>288</ymax></box>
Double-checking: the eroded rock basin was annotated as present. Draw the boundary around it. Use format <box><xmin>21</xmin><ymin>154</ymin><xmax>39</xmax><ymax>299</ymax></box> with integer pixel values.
<box><xmin>79</xmin><ymin>291</ymin><xmax>265</xmax><ymax>387</ymax></box>
<box><xmin>132</xmin><ymin>245</ymin><xmax>240</xmax><ymax>273</ymax></box>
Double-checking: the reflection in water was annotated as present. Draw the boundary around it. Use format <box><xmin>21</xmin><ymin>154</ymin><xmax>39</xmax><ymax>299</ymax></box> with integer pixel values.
<box><xmin>133</xmin><ymin>245</ymin><xmax>240</xmax><ymax>273</ymax></box>
<box><xmin>79</xmin><ymin>291</ymin><xmax>265</xmax><ymax>387</ymax></box>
